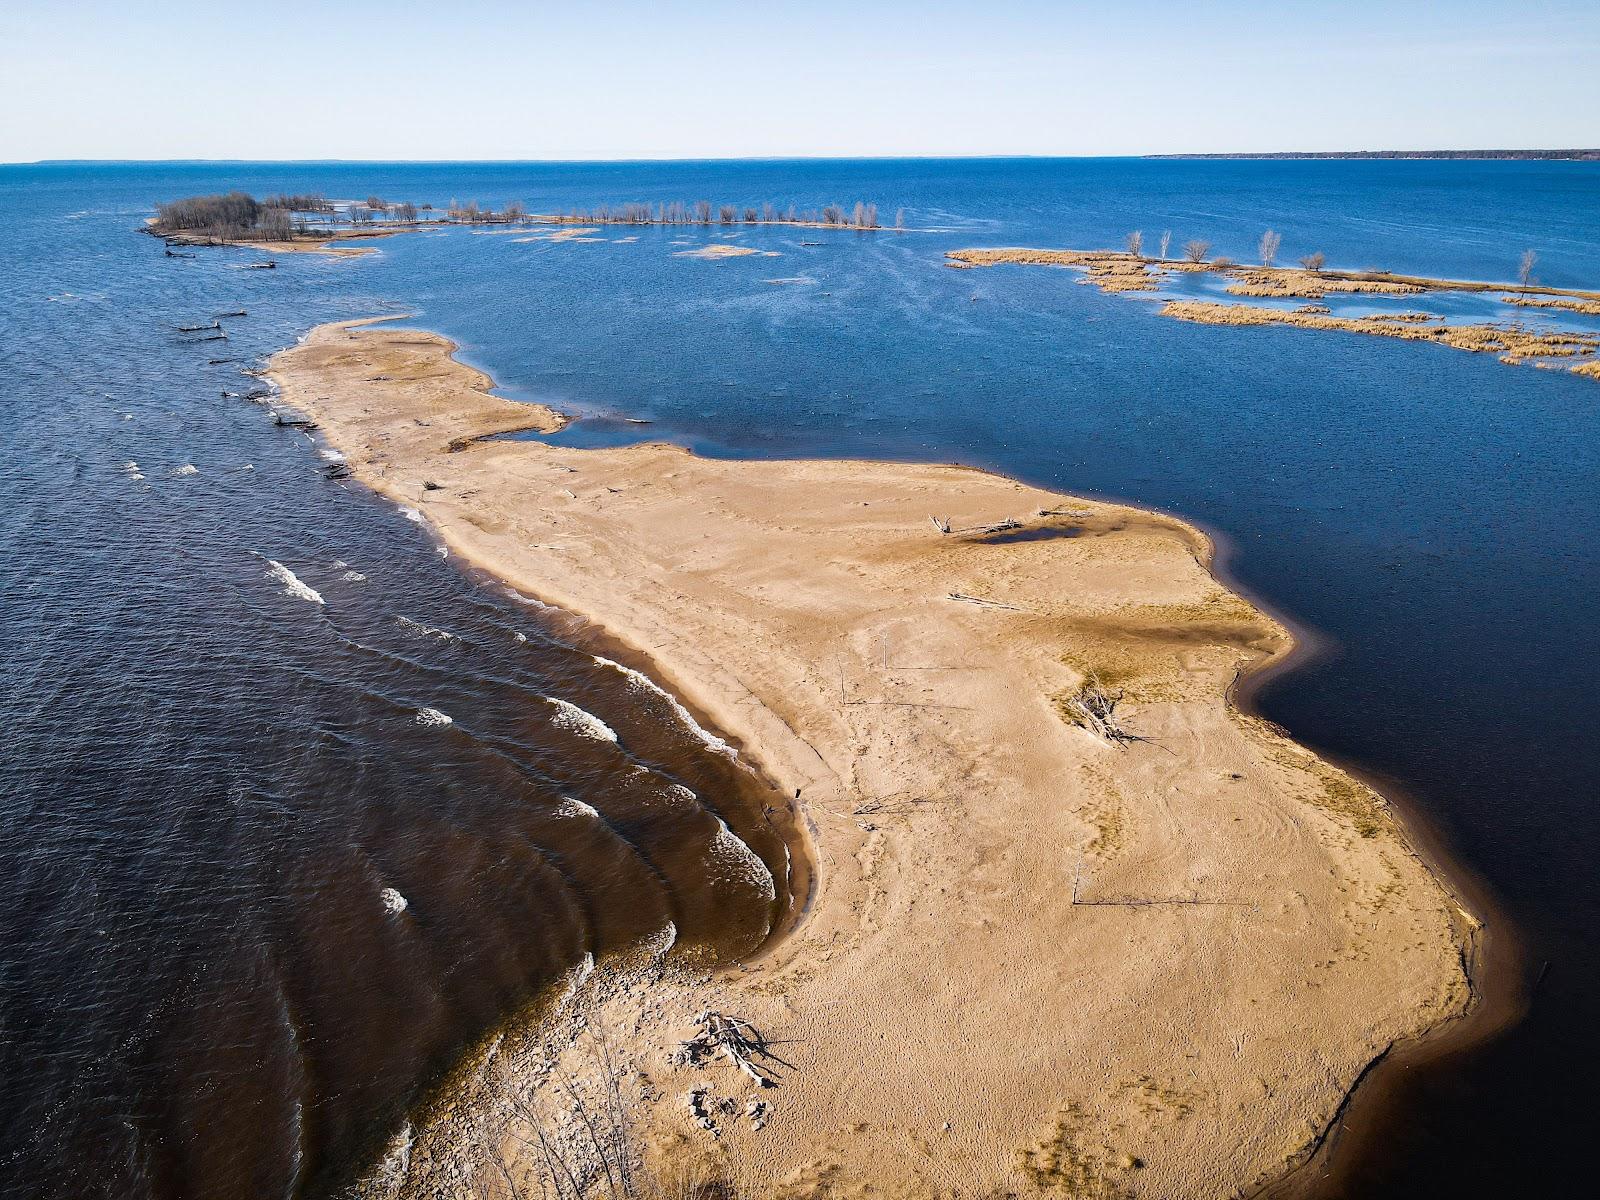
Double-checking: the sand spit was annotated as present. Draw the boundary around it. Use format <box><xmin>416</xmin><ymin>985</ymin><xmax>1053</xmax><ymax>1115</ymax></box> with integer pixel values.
<box><xmin>674</xmin><ymin>244</ymin><xmax>776</xmax><ymax>260</ymax></box>
<box><xmin>949</xmin><ymin>248</ymin><xmax>1600</xmax><ymax>383</ymax></box>
<box><xmin>271</xmin><ymin>321</ymin><xmax>1471</xmax><ymax>1199</ymax></box>
<box><xmin>155</xmin><ymin>223</ymin><xmax>404</xmax><ymax>258</ymax></box>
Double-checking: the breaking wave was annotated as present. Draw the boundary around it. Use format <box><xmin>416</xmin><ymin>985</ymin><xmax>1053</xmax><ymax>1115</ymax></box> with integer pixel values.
<box><xmin>265</xmin><ymin>560</ymin><xmax>324</xmax><ymax>605</ymax></box>
<box><xmin>396</xmin><ymin>615</ymin><xmax>457</xmax><ymax>642</ymax></box>
<box><xmin>414</xmin><ymin>707</ymin><xmax>453</xmax><ymax>727</ymax></box>
<box><xmin>591</xmin><ymin>656</ymin><xmax>737</xmax><ymax>757</ymax></box>
<box><xmin>707</xmin><ymin>818</ymin><xmax>778</xmax><ymax>902</ymax></box>
<box><xmin>544</xmin><ymin>697</ymin><xmax>618</xmax><ymax>743</ymax></box>
<box><xmin>553</xmin><ymin>796</ymin><xmax>602</xmax><ymax>821</ymax></box>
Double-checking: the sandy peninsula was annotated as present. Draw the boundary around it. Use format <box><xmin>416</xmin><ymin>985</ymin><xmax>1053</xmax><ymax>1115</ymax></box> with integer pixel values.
<box><xmin>270</xmin><ymin>320</ymin><xmax>1472</xmax><ymax>1199</ymax></box>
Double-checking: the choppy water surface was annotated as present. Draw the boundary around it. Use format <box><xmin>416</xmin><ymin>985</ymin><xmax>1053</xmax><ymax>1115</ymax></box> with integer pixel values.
<box><xmin>3</xmin><ymin>159</ymin><xmax>1599</xmax><ymax>1199</ymax></box>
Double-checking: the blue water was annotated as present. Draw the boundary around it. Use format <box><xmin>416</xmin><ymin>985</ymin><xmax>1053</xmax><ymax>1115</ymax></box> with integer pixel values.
<box><xmin>3</xmin><ymin>158</ymin><xmax>1599</xmax><ymax>1199</ymax></box>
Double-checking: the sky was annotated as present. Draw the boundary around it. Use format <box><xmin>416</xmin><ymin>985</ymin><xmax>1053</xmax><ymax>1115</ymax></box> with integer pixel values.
<box><xmin>3</xmin><ymin>0</ymin><xmax>1598</xmax><ymax>162</ymax></box>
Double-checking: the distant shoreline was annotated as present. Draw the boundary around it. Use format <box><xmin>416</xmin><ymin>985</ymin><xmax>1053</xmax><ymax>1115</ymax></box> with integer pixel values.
<box><xmin>1147</xmin><ymin>149</ymin><xmax>1600</xmax><ymax>161</ymax></box>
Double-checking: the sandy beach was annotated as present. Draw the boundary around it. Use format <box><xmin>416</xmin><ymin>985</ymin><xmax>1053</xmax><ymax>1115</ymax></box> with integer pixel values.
<box><xmin>269</xmin><ymin>320</ymin><xmax>1473</xmax><ymax>1199</ymax></box>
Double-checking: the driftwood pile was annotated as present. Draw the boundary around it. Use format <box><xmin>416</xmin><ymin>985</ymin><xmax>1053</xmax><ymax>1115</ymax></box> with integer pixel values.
<box><xmin>1062</xmin><ymin>674</ymin><xmax>1147</xmax><ymax>746</ymax></box>
<box><xmin>673</xmin><ymin>1011</ymin><xmax>779</xmax><ymax>1088</ymax></box>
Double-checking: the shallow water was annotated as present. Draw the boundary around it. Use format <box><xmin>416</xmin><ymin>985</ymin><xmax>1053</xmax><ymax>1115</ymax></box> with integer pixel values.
<box><xmin>3</xmin><ymin>159</ymin><xmax>1599</xmax><ymax>1198</ymax></box>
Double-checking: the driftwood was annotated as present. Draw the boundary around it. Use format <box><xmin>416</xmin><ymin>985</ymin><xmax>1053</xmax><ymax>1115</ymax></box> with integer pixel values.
<box><xmin>215</xmin><ymin>309</ymin><xmax>247</xmax><ymax>318</ymax></box>
<box><xmin>1062</xmin><ymin>674</ymin><xmax>1147</xmax><ymax>746</ymax></box>
<box><xmin>242</xmin><ymin>261</ymin><xmax>277</xmax><ymax>270</ymax></box>
<box><xmin>673</xmin><ymin>1012</ymin><xmax>782</xmax><ymax>1088</ymax></box>
<box><xmin>273</xmin><ymin>412</ymin><xmax>316</xmax><ymax>428</ymax></box>
<box><xmin>973</xmin><ymin>518</ymin><xmax>1022</xmax><ymax>534</ymax></box>
<box><xmin>206</xmin><ymin>358</ymin><xmax>238</xmax><ymax>365</ymax></box>
<box><xmin>177</xmin><ymin>320</ymin><xmax>220</xmax><ymax>333</ymax></box>
<box><xmin>325</xmin><ymin>462</ymin><xmax>352</xmax><ymax>480</ymax></box>
<box><xmin>946</xmin><ymin>592</ymin><xmax>1020</xmax><ymax>610</ymax></box>
<box><xmin>929</xmin><ymin>515</ymin><xmax>951</xmax><ymax>534</ymax></box>
<box><xmin>164</xmin><ymin>248</ymin><xmax>196</xmax><ymax>258</ymax></box>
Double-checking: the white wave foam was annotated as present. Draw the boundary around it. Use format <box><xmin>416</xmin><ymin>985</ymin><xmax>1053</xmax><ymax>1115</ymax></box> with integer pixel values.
<box><xmin>554</xmin><ymin>796</ymin><xmax>602</xmax><ymax>821</ymax></box>
<box><xmin>436</xmin><ymin>545</ymin><xmax>448</xmax><ymax>558</ymax></box>
<box><xmin>415</xmin><ymin>706</ymin><xmax>453</xmax><ymax>727</ymax></box>
<box><xmin>512</xmin><ymin>631</ymin><xmax>528</xmax><ymax>644</ymax></box>
<box><xmin>639</xmin><ymin>921</ymin><xmax>678</xmax><ymax>959</ymax></box>
<box><xmin>503</xmin><ymin>586</ymin><xmax>554</xmax><ymax>610</ymax></box>
<box><xmin>396</xmin><ymin>615</ymin><xmax>457</xmax><ymax>642</ymax></box>
<box><xmin>365</xmin><ymin>1119</ymin><xmax>414</xmax><ymax>1197</ymax></box>
<box><xmin>707</xmin><ymin>819</ymin><xmax>777</xmax><ymax>902</ymax></box>
<box><xmin>266</xmin><ymin>560</ymin><xmax>324</xmax><ymax>605</ymax></box>
<box><xmin>319</xmin><ymin>448</ymin><xmax>347</xmax><ymax>462</ymax></box>
<box><xmin>342</xmin><ymin>570</ymin><xmax>367</xmax><ymax>582</ymax></box>
<box><xmin>174</xmin><ymin>464</ymin><xmax>198</xmax><ymax>476</ymax></box>
<box><xmin>591</xmin><ymin>656</ymin><xmax>736</xmax><ymax>757</ymax></box>
<box><xmin>398</xmin><ymin>505</ymin><xmax>424</xmax><ymax>523</ymax></box>
<box><xmin>545</xmin><ymin>697</ymin><xmax>618</xmax><ymax>743</ymax></box>
<box><xmin>380</xmin><ymin>887</ymin><xmax>409</xmax><ymax>914</ymax></box>
<box><xmin>122</xmin><ymin>460</ymin><xmax>145</xmax><ymax>481</ymax></box>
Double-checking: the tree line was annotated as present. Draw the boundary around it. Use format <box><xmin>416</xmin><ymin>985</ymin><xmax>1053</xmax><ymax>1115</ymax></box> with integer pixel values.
<box><xmin>152</xmin><ymin>190</ymin><xmax>908</xmax><ymax>241</ymax></box>
<box><xmin>1123</xmin><ymin>226</ymin><xmax>1541</xmax><ymax>281</ymax></box>
<box><xmin>557</xmin><ymin>199</ymin><xmax>902</xmax><ymax>230</ymax></box>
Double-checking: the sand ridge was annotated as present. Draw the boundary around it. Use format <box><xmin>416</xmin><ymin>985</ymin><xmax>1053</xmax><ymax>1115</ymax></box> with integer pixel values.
<box><xmin>269</xmin><ymin>320</ymin><xmax>1472</xmax><ymax>1199</ymax></box>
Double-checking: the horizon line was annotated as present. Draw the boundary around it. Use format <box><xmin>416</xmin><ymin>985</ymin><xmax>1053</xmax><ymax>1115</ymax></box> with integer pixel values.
<box><xmin>7</xmin><ymin>148</ymin><xmax>1600</xmax><ymax>168</ymax></box>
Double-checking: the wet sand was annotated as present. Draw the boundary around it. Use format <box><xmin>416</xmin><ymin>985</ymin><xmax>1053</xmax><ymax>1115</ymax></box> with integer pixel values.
<box><xmin>270</xmin><ymin>320</ymin><xmax>1473</xmax><ymax>1199</ymax></box>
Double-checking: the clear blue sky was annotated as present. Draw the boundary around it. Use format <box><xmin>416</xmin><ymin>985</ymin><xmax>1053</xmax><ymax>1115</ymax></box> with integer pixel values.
<box><xmin>3</xmin><ymin>0</ymin><xmax>1597</xmax><ymax>161</ymax></box>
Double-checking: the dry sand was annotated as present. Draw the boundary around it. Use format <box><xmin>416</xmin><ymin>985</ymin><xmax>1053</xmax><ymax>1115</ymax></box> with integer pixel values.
<box><xmin>674</xmin><ymin>243</ymin><xmax>776</xmax><ymax>259</ymax></box>
<box><xmin>270</xmin><ymin>320</ymin><xmax>1473</xmax><ymax>1199</ymax></box>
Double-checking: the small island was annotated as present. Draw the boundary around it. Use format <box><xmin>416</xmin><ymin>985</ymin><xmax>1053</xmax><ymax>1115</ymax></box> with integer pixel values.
<box><xmin>949</xmin><ymin>245</ymin><xmax>1600</xmax><ymax>382</ymax></box>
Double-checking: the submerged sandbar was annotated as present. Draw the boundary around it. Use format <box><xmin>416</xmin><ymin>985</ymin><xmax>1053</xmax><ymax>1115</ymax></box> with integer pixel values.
<box><xmin>270</xmin><ymin>320</ymin><xmax>1472</xmax><ymax>1198</ymax></box>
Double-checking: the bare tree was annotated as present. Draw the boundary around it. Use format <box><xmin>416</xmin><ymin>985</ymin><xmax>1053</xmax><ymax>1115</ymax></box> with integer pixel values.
<box><xmin>1299</xmin><ymin>250</ymin><xmax>1325</xmax><ymax>271</ymax></box>
<box><xmin>1183</xmin><ymin>239</ymin><xmax>1212</xmax><ymax>263</ymax></box>
<box><xmin>1126</xmin><ymin>230</ymin><xmax>1143</xmax><ymax>257</ymax></box>
<box><xmin>1158</xmin><ymin>230</ymin><xmax>1171</xmax><ymax>260</ymax></box>
<box><xmin>1258</xmin><ymin>229</ymin><xmax>1281</xmax><ymax>267</ymax></box>
<box><xmin>1519</xmin><ymin>248</ymin><xmax>1538</xmax><ymax>286</ymax></box>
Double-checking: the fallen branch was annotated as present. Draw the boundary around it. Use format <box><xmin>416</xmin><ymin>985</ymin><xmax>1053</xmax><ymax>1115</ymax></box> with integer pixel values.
<box><xmin>673</xmin><ymin>1012</ymin><xmax>784</xmax><ymax>1088</ymax></box>
<box><xmin>946</xmin><ymin>592</ymin><xmax>1020</xmax><ymax>610</ymax></box>
<box><xmin>929</xmin><ymin>515</ymin><xmax>951</xmax><ymax>535</ymax></box>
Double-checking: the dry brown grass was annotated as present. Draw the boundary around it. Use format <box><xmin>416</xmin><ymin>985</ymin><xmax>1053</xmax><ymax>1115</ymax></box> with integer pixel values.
<box><xmin>1225</xmin><ymin>269</ymin><xmax>1425</xmax><ymax>299</ymax></box>
<box><xmin>1161</xmin><ymin>300</ymin><xmax>1600</xmax><ymax>377</ymax></box>
<box><xmin>944</xmin><ymin>248</ymin><xmax>1165</xmax><ymax>293</ymax></box>
<box><xmin>1501</xmin><ymin>294</ymin><xmax>1600</xmax><ymax>316</ymax></box>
